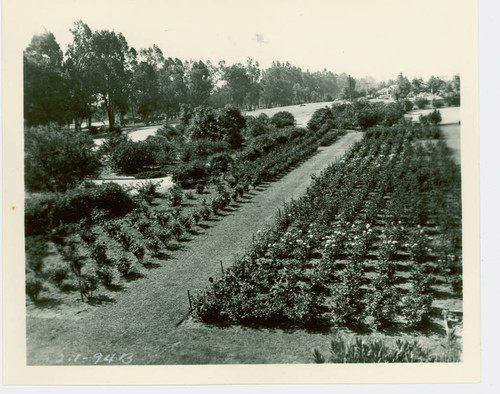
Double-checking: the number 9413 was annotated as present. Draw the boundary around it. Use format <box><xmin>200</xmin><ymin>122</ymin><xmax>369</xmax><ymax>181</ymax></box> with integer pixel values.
<box><xmin>55</xmin><ymin>353</ymin><xmax>133</xmax><ymax>365</ymax></box>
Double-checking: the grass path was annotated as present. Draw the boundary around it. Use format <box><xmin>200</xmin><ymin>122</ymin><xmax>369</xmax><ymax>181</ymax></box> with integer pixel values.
<box><xmin>26</xmin><ymin>132</ymin><xmax>362</xmax><ymax>365</ymax></box>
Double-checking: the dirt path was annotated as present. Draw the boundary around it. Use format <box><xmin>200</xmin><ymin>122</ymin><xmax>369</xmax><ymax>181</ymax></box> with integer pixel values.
<box><xmin>26</xmin><ymin>132</ymin><xmax>362</xmax><ymax>365</ymax></box>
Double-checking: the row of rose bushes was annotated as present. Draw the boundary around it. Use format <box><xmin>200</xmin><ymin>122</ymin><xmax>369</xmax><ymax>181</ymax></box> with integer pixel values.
<box><xmin>172</xmin><ymin>123</ymin><xmax>343</xmax><ymax>189</ymax></box>
<box><xmin>25</xmin><ymin>124</ymin><xmax>344</xmax><ymax>302</ymax></box>
<box><xmin>25</xmin><ymin>179</ymin><xmax>247</xmax><ymax>302</ymax></box>
<box><xmin>192</xmin><ymin>123</ymin><xmax>462</xmax><ymax>331</ymax></box>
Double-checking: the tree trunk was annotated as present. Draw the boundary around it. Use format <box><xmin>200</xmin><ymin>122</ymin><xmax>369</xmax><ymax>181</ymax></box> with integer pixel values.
<box><xmin>120</xmin><ymin>111</ymin><xmax>126</xmax><ymax>127</ymax></box>
<box><xmin>105</xmin><ymin>98</ymin><xmax>114</xmax><ymax>129</ymax></box>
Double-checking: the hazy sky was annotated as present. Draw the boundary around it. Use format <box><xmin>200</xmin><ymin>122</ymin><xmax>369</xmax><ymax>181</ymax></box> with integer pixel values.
<box><xmin>17</xmin><ymin>0</ymin><xmax>470</xmax><ymax>82</ymax></box>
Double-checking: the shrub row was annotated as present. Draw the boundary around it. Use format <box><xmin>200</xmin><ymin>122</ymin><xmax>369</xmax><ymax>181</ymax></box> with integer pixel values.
<box><xmin>193</xmin><ymin>123</ymin><xmax>462</xmax><ymax>331</ymax></box>
<box><xmin>307</xmin><ymin>100</ymin><xmax>409</xmax><ymax>131</ymax></box>
<box><xmin>25</xmin><ymin>183</ymin><xmax>135</xmax><ymax>236</ymax></box>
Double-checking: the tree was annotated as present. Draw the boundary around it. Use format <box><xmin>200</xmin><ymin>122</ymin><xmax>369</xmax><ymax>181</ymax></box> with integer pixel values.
<box><xmin>392</xmin><ymin>73</ymin><xmax>411</xmax><ymax>100</ymax></box>
<box><xmin>216</xmin><ymin>105</ymin><xmax>245</xmax><ymax>148</ymax></box>
<box><xmin>92</xmin><ymin>29</ymin><xmax>133</xmax><ymax>129</ymax></box>
<box><xmin>452</xmin><ymin>74</ymin><xmax>460</xmax><ymax>92</ymax></box>
<box><xmin>25</xmin><ymin>125</ymin><xmax>101</xmax><ymax>192</ymax></box>
<box><xmin>427</xmin><ymin>76</ymin><xmax>444</xmax><ymax>95</ymax></box>
<box><xmin>428</xmin><ymin>109</ymin><xmax>442</xmax><ymax>124</ymax></box>
<box><xmin>65</xmin><ymin>21</ymin><xmax>98</xmax><ymax>130</ymax></box>
<box><xmin>411</xmin><ymin>77</ymin><xmax>424</xmax><ymax>95</ymax></box>
<box><xmin>133</xmin><ymin>62</ymin><xmax>158</xmax><ymax>124</ymax></box>
<box><xmin>222</xmin><ymin>63</ymin><xmax>251</xmax><ymax>107</ymax></box>
<box><xmin>356</xmin><ymin>76</ymin><xmax>376</xmax><ymax>98</ymax></box>
<box><xmin>185</xmin><ymin>106</ymin><xmax>219</xmax><ymax>140</ymax></box>
<box><xmin>187</xmin><ymin>60</ymin><xmax>213</xmax><ymax>107</ymax></box>
<box><xmin>260</xmin><ymin>62</ymin><xmax>294</xmax><ymax>107</ymax></box>
<box><xmin>132</xmin><ymin>46</ymin><xmax>164</xmax><ymax>124</ymax></box>
<box><xmin>209</xmin><ymin>84</ymin><xmax>232</xmax><ymax>109</ymax></box>
<box><xmin>159</xmin><ymin>57</ymin><xmax>189</xmax><ymax>119</ymax></box>
<box><xmin>443</xmin><ymin>74</ymin><xmax>460</xmax><ymax>106</ymax></box>
<box><xmin>343</xmin><ymin>75</ymin><xmax>357</xmax><ymax>101</ymax></box>
<box><xmin>245</xmin><ymin>57</ymin><xmax>262</xmax><ymax>110</ymax></box>
<box><xmin>24</xmin><ymin>31</ymin><xmax>69</xmax><ymax>126</ymax></box>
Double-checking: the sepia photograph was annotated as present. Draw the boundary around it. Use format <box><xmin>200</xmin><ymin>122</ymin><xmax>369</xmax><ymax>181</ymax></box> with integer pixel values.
<box><xmin>2</xmin><ymin>0</ymin><xmax>482</xmax><ymax>386</ymax></box>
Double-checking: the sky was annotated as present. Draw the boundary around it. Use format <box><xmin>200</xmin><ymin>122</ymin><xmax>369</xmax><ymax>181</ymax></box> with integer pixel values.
<box><xmin>15</xmin><ymin>0</ymin><xmax>471</xmax><ymax>82</ymax></box>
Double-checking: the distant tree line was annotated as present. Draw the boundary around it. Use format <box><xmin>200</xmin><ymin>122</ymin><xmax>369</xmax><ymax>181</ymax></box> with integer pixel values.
<box><xmin>24</xmin><ymin>21</ymin><xmax>460</xmax><ymax>129</ymax></box>
<box><xmin>23</xmin><ymin>21</ymin><xmax>377</xmax><ymax>129</ymax></box>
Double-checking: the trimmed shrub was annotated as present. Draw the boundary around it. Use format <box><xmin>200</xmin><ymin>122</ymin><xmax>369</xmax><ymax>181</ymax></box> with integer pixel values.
<box><xmin>135</xmin><ymin>169</ymin><xmax>169</xmax><ymax>179</ymax></box>
<box><xmin>357</xmin><ymin>108</ymin><xmax>382</xmax><ymax>130</ymax></box>
<box><xmin>308</xmin><ymin>107</ymin><xmax>335</xmax><ymax>131</ymax></box>
<box><xmin>415</xmin><ymin>97</ymin><xmax>429</xmax><ymax>109</ymax></box>
<box><xmin>428</xmin><ymin>109</ymin><xmax>442</xmax><ymax>124</ymax></box>
<box><xmin>25</xmin><ymin>183</ymin><xmax>135</xmax><ymax>236</ymax></box>
<box><xmin>245</xmin><ymin>113</ymin><xmax>271</xmax><ymax>137</ymax></box>
<box><xmin>172</xmin><ymin>160</ymin><xmax>209</xmax><ymax>188</ymax></box>
<box><xmin>401</xmin><ymin>99</ymin><xmax>414</xmax><ymax>113</ymax></box>
<box><xmin>200</xmin><ymin>200</ymin><xmax>211</xmax><ymax>219</ymax></box>
<box><xmin>270</xmin><ymin>111</ymin><xmax>295</xmax><ymax>128</ymax></box>
<box><xmin>106</xmin><ymin>138</ymin><xmax>156</xmax><ymax>174</ymax></box>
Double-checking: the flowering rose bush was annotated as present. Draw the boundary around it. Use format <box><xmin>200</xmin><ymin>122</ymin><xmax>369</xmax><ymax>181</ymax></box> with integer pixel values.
<box><xmin>404</xmin><ymin>226</ymin><xmax>432</xmax><ymax>264</ymax></box>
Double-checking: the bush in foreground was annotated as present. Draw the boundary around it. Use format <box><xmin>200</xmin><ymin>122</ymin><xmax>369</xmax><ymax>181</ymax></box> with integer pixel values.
<box><xmin>25</xmin><ymin>125</ymin><xmax>101</xmax><ymax>192</ymax></box>
<box><xmin>25</xmin><ymin>183</ymin><xmax>135</xmax><ymax>236</ymax></box>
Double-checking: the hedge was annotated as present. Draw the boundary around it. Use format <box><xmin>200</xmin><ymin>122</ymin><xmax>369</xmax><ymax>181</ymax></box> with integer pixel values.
<box><xmin>25</xmin><ymin>183</ymin><xmax>135</xmax><ymax>236</ymax></box>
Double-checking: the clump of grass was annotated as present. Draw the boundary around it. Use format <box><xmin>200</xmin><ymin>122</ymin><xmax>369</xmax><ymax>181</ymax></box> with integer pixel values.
<box><xmin>312</xmin><ymin>329</ymin><xmax>461</xmax><ymax>363</ymax></box>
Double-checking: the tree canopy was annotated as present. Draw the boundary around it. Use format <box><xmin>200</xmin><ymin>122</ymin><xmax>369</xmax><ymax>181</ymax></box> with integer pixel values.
<box><xmin>23</xmin><ymin>21</ymin><xmax>460</xmax><ymax>128</ymax></box>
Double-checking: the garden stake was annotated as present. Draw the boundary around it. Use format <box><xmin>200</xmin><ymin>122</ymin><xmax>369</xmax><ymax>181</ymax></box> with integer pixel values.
<box><xmin>187</xmin><ymin>290</ymin><xmax>192</xmax><ymax>311</ymax></box>
<box><xmin>220</xmin><ymin>261</ymin><xmax>224</xmax><ymax>275</ymax></box>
